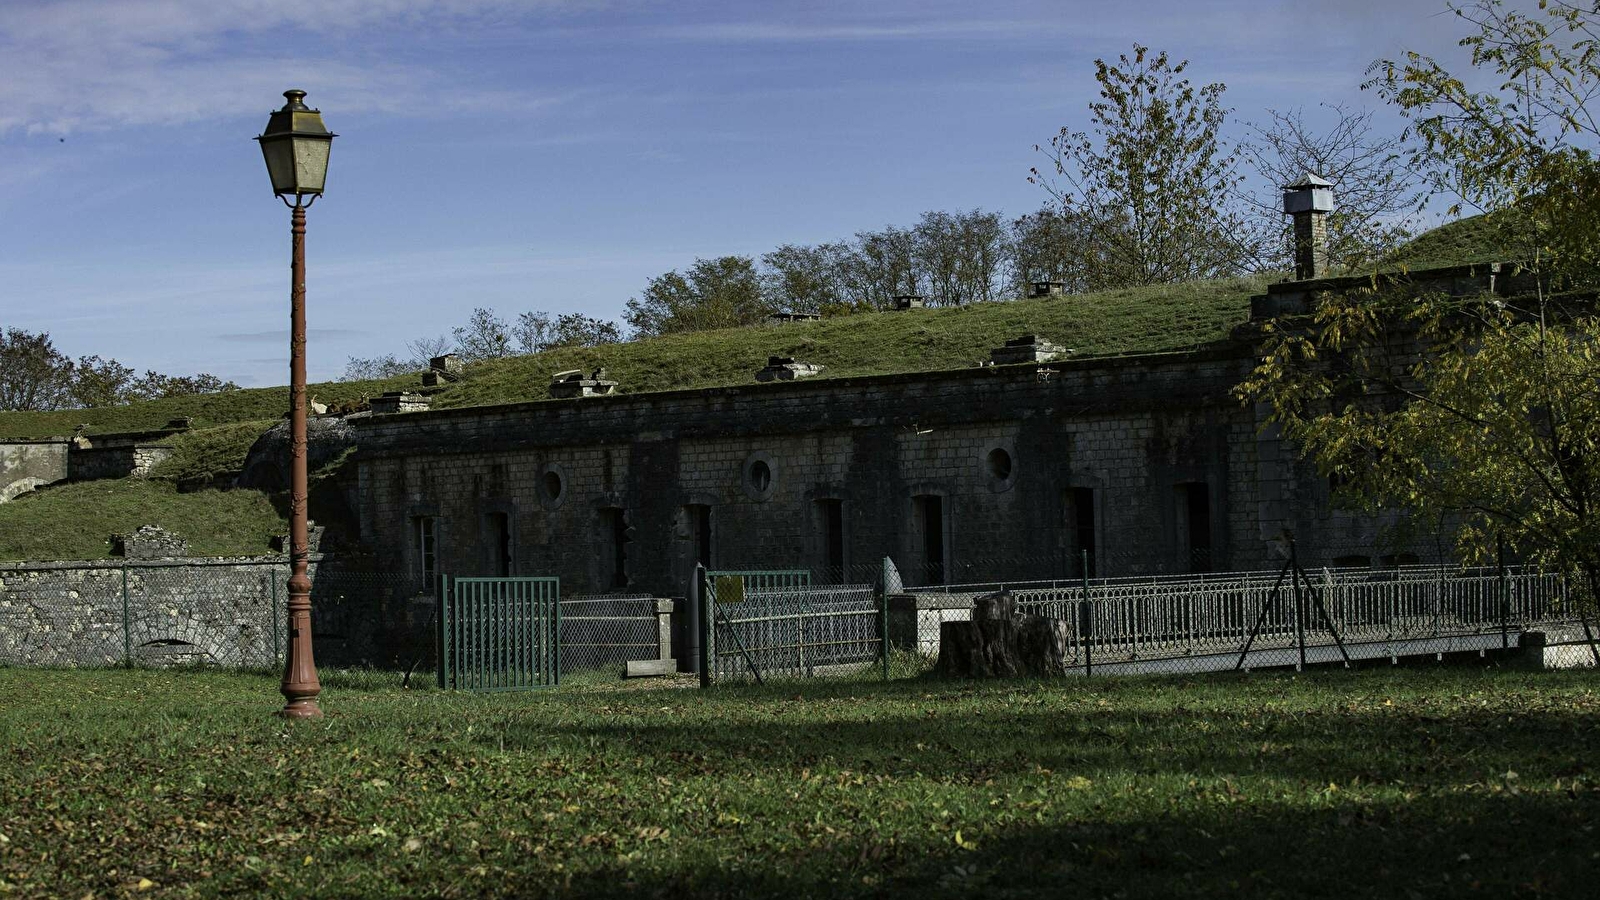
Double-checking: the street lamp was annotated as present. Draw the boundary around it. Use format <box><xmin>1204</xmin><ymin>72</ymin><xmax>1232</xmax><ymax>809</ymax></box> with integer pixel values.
<box><xmin>256</xmin><ymin>89</ymin><xmax>335</xmax><ymax>719</ymax></box>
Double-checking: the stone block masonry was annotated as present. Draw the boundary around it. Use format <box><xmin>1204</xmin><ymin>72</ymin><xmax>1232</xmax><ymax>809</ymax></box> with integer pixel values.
<box><xmin>350</xmin><ymin>341</ymin><xmax>1361</xmax><ymax>598</ymax></box>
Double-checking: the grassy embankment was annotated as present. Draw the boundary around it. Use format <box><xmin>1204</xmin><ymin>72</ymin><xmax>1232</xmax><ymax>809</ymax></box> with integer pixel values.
<box><xmin>0</xmin><ymin>276</ymin><xmax>1266</xmax><ymax>559</ymax></box>
<box><xmin>1</xmin><ymin>665</ymin><xmax>1596</xmax><ymax>898</ymax></box>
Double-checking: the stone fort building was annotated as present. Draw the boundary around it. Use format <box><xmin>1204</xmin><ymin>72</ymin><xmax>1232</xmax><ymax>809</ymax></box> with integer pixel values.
<box><xmin>346</xmin><ymin>187</ymin><xmax>1512</xmax><ymax>596</ymax></box>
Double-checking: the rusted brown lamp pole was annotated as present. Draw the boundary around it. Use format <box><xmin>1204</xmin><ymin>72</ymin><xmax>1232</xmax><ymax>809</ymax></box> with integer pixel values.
<box><xmin>255</xmin><ymin>90</ymin><xmax>336</xmax><ymax>719</ymax></box>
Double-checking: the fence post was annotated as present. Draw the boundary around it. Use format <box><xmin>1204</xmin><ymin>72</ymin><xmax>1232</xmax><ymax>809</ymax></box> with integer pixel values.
<box><xmin>438</xmin><ymin>573</ymin><xmax>450</xmax><ymax>690</ymax></box>
<box><xmin>271</xmin><ymin>573</ymin><xmax>281</xmax><ymax>666</ymax></box>
<box><xmin>1291</xmin><ymin>540</ymin><xmax>1307</xmax><ymax>672</ymax></box>
<box><xmin>121</xmin><ymin>564</ymin><xmax>132</xmax><ymax>668</ymax></box>
<box><xmin>880</xmin><ymin>556</ymin><xmax>891</xmax><ymax>681</ymax></box>
<box><xmin>694</xmin><ymin>563</ymin><xmax>710</xmax><ymax>688</ymax></box>
<box><xmin>1081</xmin><ymin>549</ymin><xmax>1093</xmax><ymax>678</ymax></box>
<box><xmin>1497</xmin><ymin>533</ymin><xmax>1510</xmax><ymax>651</ymax></box>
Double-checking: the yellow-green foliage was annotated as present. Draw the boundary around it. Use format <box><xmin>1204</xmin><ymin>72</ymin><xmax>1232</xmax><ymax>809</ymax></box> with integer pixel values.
<box><xmin>0</xmin><ymin>480</ymin><xmax>284</xmax><ymax>560</ymax></box>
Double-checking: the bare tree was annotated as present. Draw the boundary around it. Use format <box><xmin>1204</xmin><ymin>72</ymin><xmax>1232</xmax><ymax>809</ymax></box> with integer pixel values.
<box><xmin>513</xmin><ymin>312</ymin><xmax>553</xmax><ymax>354</ymax></box>
<box><xmin>406</xmin><ymin>335</ymin><xmax>453</xmax><ymax>367</ymax></box>
<box><xmin>1238</xmin><ymin>104</ymin><xmax>1427</xmax><ymax>272</ymax></box>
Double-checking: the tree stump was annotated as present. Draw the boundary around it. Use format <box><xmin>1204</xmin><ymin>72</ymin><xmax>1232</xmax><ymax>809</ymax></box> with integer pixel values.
<box><xmin>937</xmin><ymin>591</ymin><xmax>1074</xmax><ymax>677</ymax></box>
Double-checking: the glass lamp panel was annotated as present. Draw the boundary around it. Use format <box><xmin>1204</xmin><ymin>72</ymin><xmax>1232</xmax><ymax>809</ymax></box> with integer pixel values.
<box><xmin>292</xmin><ymin>138</ymin><xmax>331</xmax><ymax>194</ymax></box>
<box><xmin>260</xmin><ymin>139</ymin><xmax>298</xmax><ymax>195</ymax></box>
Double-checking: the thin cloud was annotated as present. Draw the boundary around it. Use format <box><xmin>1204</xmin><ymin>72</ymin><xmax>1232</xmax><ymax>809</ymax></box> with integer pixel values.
<box><xmin>0</xmin><ymin>0</ymin><xmax>603</xmax><ymax>135</ymax></box>
<box><xmin>652</xmin><ymin>19</ymin><xmax>1057</xmax><ymax>42</ymax></box>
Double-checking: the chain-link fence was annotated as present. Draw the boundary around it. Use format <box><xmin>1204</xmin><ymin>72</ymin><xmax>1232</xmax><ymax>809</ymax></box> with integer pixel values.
<box><xmin>704</xmin><ymin>580</ymin><xmax>882</xmax><ymax>683</ymax></box>
<box><xmin>560</xmin><ymin>593</ymin><xmax>668</xmax><ymax>675</ymax></box>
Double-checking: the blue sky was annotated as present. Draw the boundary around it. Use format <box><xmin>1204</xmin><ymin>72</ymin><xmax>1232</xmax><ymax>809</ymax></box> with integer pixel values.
<box><xmin>0</xmin><ymin>0</ymin><xmax>1466</xmax><ymax>385</ymax></box>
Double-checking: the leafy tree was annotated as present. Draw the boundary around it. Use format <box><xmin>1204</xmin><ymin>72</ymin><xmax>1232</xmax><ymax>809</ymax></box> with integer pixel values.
<box><xmin>1238</xmin><ymin>104</ymin><xmax>1428</xmax><ymax>272</ymax></box>
<box><xmin>342</xmin><ymin>354</ymin><xmax>414</xmax><ymax>381</ymax></box>
<box><xmin>1246</xmin><ymin>1</ymin><xmax>1600</xmax><ymax>616</ymax></box>
<box><xmin>840</xmin><ymin>227</ymin><xmax>921</xmax><ymax>308</ymax></box>
<box><xmin>1009</xmin><ymin>205</ymin><xmax>1093</xmax><ymax>295</ymax></box>
<box><xmin>1031</xmin><ymin>44</ymin><xmax>1250</xmax><ymax>289</ymax></box>
<box><xmin>548</xmin><ymin>313</ymin><xmax>622</xmax><ymax>348</ymax></box>
<box><xmin>761</xmin><ymin>243</ymin><xmax>845</xmax><ymax>314</ymax></box>
<box><xmin>914</xmin><ymin>209</ymin><xmax>1009</xmax><ymax>305</ymax></box>
<box><xmin>452</xmin><ymin>307</ymin><xmax>513</xmax><ymax>362</ymax></box>
<box><xmin>69</xmin><ymin>354</ymin><xmax>136</xmax><ymax>407</ymax></box>
<box><xmin>128</xmin><ymin>370</ymin><xmax>238</xmax><ymax>401</ymax></box>
<box><xmin>624</xmin><ymin>256</ymin><xmax>767</xmax><ymax>337</ymax></box>
<box><xmin>0</xmin><ymin>327</ymin><xmax>72</xmax><ymax>411</ymax></box>
<box><xmin>1366</xmin><ymin>0</ymin><xmax>1600</xmax><ymax>284</ymax></box>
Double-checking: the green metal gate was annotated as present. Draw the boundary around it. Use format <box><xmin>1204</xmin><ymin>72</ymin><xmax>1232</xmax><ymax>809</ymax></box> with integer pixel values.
<box><xmin>703</xmin><ymin>569</ymin><xmax>811</xmax><ymax>683</ymax></box>
<box><xmin>440</xmin><ymin>576</ymin><xmax>561</xmax><ymax>691</ymax></box>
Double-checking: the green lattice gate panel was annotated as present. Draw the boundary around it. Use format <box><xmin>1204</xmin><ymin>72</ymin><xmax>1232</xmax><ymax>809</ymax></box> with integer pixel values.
<box><xmin>441</xmin><ymin>577</ymin><xmax>561</xmax><ymax>691</ymax></box>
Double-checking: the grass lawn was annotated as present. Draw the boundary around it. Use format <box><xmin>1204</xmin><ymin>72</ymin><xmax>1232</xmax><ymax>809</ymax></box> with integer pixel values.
<box><xmin>1</xmin><ymin>666</ymin><xmax>1597</xmax><ymax>899</ymax></box>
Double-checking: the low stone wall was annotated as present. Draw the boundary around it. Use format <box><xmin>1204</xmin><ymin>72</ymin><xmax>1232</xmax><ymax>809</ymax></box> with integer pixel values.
<box><xmin>68</xmin><ymin>445</ymin><xmax>174</xmax><ymax>482</ymax></box>
<box><xmin>0</xmin><ymin>558</ymin><xmax>283</xmax><ymax>667</ymax></box>
<box><xmin>887</xmin><ymin>592</ymin><xmax>974</xmax><ymax>658</ymax></box>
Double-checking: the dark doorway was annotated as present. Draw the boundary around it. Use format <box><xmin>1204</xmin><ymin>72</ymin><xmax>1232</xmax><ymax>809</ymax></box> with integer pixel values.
<box><xmin>1066</xmin><ymin>487</ymin><xmax>1096</xmax><ymax>577</ymax></box>
<box><xmin>486</xmin><ymin>512</ymin><xmax>511</xmax><ymax>577</ymax></box>
<box><xmin>913</xmin><ymin>494</ymin><xmax>945</xmax><ymax>585</ymax></box>
<box><xmin>818</xmin><ymin>499</ymin><xmax>845</xmax><ymax>581</ymax></box>
<box><xmin>686</xmin><ymin>504</ymin><xmax>713</xmax><ymax>569</ymax></box>
<box><xmin>600</xmin><ymin>508</ymin><xmax>630</xmax><ymax>590</ymax></box>
<box><xmin>1179</xmin><ymin>483</ymin><xmax>1212</xmax><ymax>573</ymax></box>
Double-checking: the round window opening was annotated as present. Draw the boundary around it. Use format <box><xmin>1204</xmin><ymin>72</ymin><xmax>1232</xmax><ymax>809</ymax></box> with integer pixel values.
<box><xmin>750</xmin><ymin>460</ymin><xmax>772</xmax><ymax>493</ymax></box>
<box><xmin>543</xmin><ymin>470</ymin><xmax>564</xmax><ymax>500</ymax></box>
<box><xmin>987</xmin><ymin>448</ymin><xmax>1014</xmax><ymax>482</ymax></box>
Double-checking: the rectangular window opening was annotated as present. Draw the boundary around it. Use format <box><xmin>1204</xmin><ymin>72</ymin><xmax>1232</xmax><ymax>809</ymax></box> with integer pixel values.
<box><xmin>600</xmin><ymin>508</ymin><xmax>631</xmax><ymax>590</ymax></box>
<box><xmin>685</xmin><ymin>504</ymin><xmax>713</xmax><ymax>569</ymax></box>
<box><xmin>415</xmin><ymin>516</ymin><xmax>437</xmax><ymax>589</ymax></box>
<box><xmin>1066</xmin><ymin>487</ymin><xmax>1096</xmax><ymax>578</ymax></box>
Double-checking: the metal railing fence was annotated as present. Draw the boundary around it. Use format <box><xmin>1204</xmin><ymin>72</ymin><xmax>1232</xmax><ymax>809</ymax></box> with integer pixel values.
<box><xmin>904</xmin><ymin>562</ymin><xmax>1582</xmax><ymax>676</ymax></box>
<box><xmin>439</xmin><ymin>576</ymin><xmax>560</xmax><ymax>692</ymax></box>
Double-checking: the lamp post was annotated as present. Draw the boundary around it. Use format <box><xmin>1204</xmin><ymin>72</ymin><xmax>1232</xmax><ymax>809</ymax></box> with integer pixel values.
<box><xmin>256</xmin><ymin>89</ymin><xmax>336</xmax><ymax>719</ymax></box>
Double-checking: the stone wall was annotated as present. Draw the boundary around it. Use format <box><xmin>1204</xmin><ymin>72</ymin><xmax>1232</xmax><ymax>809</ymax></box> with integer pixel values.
<box><xmin>68</xmin><ymin>444</ymin><xmax>174</xmax><ymax>481</ymax></box>
<box><xmin>0</xmin><ymin>440</ymin><xmax>69</xmax><ymax>503</ymax></box>
<box><xmin>350</xmin><ymin>343</ymin><xmax>1356</xmax><ymax>598</ymax></box>
<box><xmin>0</xmin><ymin>557</ymin><xmax>434</xmax><ymax>669</ymax></box>
<box><xmin>0</xmin><ymin>558</ymin><xmax>283</xmax><ymax>667</ymax></box>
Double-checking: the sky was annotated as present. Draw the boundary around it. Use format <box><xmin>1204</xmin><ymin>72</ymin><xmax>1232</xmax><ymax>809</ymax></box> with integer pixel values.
<box><xmin>0</xmin><ymin>0</ymin><xmax>1474</xmax><ymax>386</ymax></box>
